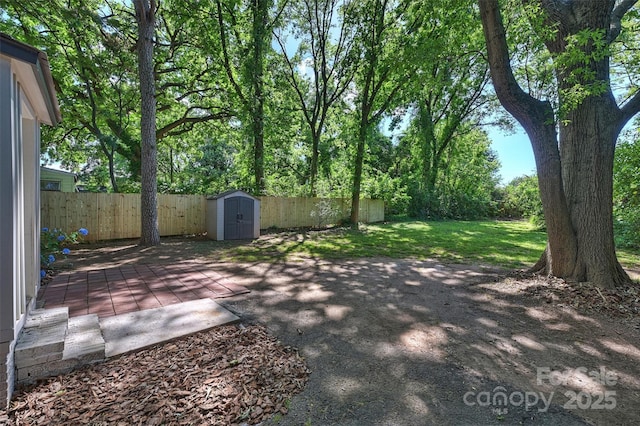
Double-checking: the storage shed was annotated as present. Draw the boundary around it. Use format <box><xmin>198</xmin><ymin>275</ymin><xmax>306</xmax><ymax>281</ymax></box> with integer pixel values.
<box><xmin>206</xmin><ymin>190</ymin><xmax>260</xmax><ymax>240</ymax></box>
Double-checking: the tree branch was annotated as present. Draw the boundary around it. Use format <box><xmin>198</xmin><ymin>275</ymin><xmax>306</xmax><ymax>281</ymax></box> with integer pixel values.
<box><xmin>272</xmin><ymin>30</ymin><xmax>314</xmax><ymax>127</ymax></box>
<box><xmin>609</xmin><ymin>0</ymin><xmax>637</xmax><ymax>42</ymax></box>
<box><xmin>215</xmin><ymin>0</ymin><xmax>246</xmax><ymax>105</ymax></box>
<box><xmin>620</xmin><ymin>89</ymin><xmax>640</xmax><ymax>125</ymax></box>
<box><xmin>156</xmin><ymin>110</ymin><xmax>233</xmax><ymax>139</ymax></box>
<box><xmin>479</xmin><ymin>0</ymin><xmax>554</xmax><ymax>131</ymax></box>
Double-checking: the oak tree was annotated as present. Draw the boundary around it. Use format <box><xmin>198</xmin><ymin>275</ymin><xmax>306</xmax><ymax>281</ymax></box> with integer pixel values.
<box><xmin>479</xmin><ymin>0</ymin><xmax>640</xmax><ymax>288</ymax></box>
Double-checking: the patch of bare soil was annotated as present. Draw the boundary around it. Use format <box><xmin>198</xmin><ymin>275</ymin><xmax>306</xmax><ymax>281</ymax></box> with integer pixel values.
<box><xmin>2</xmin><ymin>324</ymin><xmax>309</xmax><ymax>425</ymax></box>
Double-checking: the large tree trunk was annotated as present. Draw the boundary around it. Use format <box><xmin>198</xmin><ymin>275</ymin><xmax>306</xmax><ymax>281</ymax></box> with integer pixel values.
<box><xmin>250</xmin><ymin>0</ymin><xmax>268</xmax><ymax>195</ymax></box>
<box><xmin>479</xmin><ymin>0</ymin><xmax>634</xmax><ymax>289</ymax></box>
<box><xmin>135</xmin><ymin>0</ymin><xmax>160</xmax><ymax>246</ymax></box>
<box><xmin>558</xmin><ymin>95</ymin><xmax>629</xmax><ymax>287</ymax></box>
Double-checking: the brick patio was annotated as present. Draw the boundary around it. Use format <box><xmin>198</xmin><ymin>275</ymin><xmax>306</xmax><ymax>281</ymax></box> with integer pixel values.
<box><xmin>37</xmin><ymin>264</ymin><xmax>250</xmax><ymax>318</ymax></box>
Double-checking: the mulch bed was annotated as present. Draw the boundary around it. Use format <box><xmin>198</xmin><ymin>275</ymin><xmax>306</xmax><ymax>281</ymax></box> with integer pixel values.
<box><xmin>516</xmin><ymin>272</ymin><xmax>640</xmax><ymax>323</ymax></box>
<box><xmin>1</xmin><ymin>324</ymin><xmax>309</xmax><ymax>425</ymax></box>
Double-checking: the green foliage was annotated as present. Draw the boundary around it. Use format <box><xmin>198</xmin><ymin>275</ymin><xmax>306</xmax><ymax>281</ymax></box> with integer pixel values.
<box><xmin>499</xmin><ymin>175</ymin><xmax>545</xmax><ymax>229</ymax></box>
<box><xmin>272</xmin><ymin>0</ymin><xmax>360</xmax><ymax>196</ymax></box>
<box><xmin>614</xmin><ymin>137</ymin><xmax>640</xmax><ymax>248</ymax></box>
<box><xmin>3</xmin><ymin>0</ymin><xmax>511</xmax><ymax>220</ymax></box>
<box><xmin>40</xmin><ymin>227</ymin><xmax>88</xmax><ymax>278</ymax></box>
<box><xmin>361</xmin><ymin>172</ymin><xmax>409</xmax><ymax>216</ymax></box>
<box><xmin>403</xmin><ymin>129</ymin><xmax>501</xmax><ymax>220</ymax></box>
<box><xmin>555</xmin><ymin>28</ymin><xmax>610</xmax><ymax>117</ymax></box>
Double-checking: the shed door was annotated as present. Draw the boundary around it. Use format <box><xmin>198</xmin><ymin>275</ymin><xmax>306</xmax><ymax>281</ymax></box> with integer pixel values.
<box><xmin>224</xmin><ymin>196</ymin><xmax>254</xmax><ymax>239</ymax></box>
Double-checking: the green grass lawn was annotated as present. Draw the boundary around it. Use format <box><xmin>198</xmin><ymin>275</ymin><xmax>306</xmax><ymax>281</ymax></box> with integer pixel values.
<box><xmin>216</xmin><ymin>219</ymin><xmax>640</xmax><ymax>270</ymax></box>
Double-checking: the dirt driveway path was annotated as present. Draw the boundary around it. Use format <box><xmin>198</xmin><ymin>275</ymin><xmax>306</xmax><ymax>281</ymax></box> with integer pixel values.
<box><xmin>207</xmin><ymin>258</ymin><xmax>640</xmax><ymax>426</ymax></box>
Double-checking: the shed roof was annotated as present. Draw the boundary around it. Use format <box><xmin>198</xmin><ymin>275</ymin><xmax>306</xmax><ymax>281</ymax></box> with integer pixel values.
<box><xmin>0</xmin><ymin>32</ymin><xmax>61</xmax><ymax>125</ymax></box>
<box><xmin>207</xmin><ymin>189</ymin><xmax>259</xmax><ymax>201</ymax></box>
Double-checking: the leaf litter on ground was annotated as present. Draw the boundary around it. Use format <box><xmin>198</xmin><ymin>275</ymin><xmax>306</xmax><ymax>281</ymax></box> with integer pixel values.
<box><xmin>515</xmin><ymin>272</ymin><xmax>640</xmax><ymax>327</ymax></box>
<box><xmin>2</xmin><ymin>324</ymin><xmax>310</xmax><ymax>425</ymax></box>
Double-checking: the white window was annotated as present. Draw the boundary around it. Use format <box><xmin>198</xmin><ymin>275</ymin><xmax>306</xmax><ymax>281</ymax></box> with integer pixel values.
<box><xmin>41</xmin><ymin>180</ymin><xmax>61</xmax><ymax>191</ymax></box>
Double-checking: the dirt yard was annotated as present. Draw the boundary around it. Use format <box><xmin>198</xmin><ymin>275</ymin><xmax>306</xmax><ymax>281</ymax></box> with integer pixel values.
<box><xmin>4</xmin><ymin>237</ymin><xmax>640</xmax><ymax>425</ymax></box>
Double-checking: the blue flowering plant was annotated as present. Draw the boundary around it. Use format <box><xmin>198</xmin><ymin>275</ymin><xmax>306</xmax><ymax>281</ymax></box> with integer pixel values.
<box><xmin>40</xmin><ymin>227</ymin><xmax>88</xmax><ymax>280</ymax></box>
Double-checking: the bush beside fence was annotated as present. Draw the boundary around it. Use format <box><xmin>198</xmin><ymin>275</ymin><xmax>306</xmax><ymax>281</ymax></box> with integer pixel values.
<box><xmin>41</xmin><ymin>192</ymin><xmax>384</xmax><ymax>242</ymax></box>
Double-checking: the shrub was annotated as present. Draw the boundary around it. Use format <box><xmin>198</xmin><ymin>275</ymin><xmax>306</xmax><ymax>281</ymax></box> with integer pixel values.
<box><xmin>614</xmin><ymin>139</ymin><xmax>640</xmax><ymax>248</ymax></box>
<box><xmin>499</xmin><ymin>175</ymin><xmax>545</xmax><ymax>229</ymax></box>
<box><xmin>362</xmin><ymin>172</ymin><xmax>410</xmax><ymax>216</ymax></box>
<box><xmin>40</xmin><ymin>227</ymin><xmax>88</xmax><ymax>279</ymax></box>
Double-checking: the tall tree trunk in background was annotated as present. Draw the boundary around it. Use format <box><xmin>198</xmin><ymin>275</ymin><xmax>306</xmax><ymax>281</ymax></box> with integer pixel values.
<box><xmin>350</xmin><ymin>111</ymin><xmax>369</xmax><ymax>225</ymax></box>
<box><xmin>135</xmin><ymin>0</ymin><xmax>160</xmax><ymax>246</ymax></box>
<box><xmin>348</xmin><ymin>0</ymin><xmax>409</xmax><ymax>225</ymax></box>
<box><xmin>310</xmin><ymin>130</ymin><xmax>320</xmax><ymax>197</ymax></box>
<box><xmin>250</xmin><ymin>0</ymin><xmax>268</xmax><ymax>195</ymax></box>
<box><xmin>479</xmin><ymin>0</ymin><xmax>640</xmax><ymax>288</ymax></box>
<box><xmin>104</xmin><ymin>136</ymin><xmax>119</xmax><ymax>193</ymax></box>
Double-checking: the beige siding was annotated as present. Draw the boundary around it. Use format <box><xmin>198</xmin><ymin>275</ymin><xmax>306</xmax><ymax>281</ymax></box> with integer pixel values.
<box><xmin>41</xmin><ymin>193</ymin><xmax>384</xmax><ymax>241</ymax></box>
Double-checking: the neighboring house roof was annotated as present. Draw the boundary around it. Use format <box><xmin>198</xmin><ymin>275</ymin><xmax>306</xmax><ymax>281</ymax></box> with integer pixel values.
<box><xmin>40</xmin><ymin>166</ymin><xmax>75</xmax><ymax>177</ymax></box>
<box><xmin>0</xmin><ymin>32</ymin><xmax>61</xmax><ymax>125</ymax></box>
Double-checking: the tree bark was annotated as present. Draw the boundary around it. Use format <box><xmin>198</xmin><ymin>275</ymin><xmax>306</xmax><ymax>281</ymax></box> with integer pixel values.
<box><xmin>559</xmin><ymin>95</ymin><xmax>629</xmax><ymax>287</ymax></box>
<box><xmin>479</xmin><ymin>0</ymin><xmax>635</xmax><ymax>288</ymax></box>
<box><xmin>135</xmin><ymin>0</ymin><xmax>160</xmax><ymax>246</ymax></box>
<box><xmin>250</xmin><ymin>0</ymin><xmax>269</xmax><ymax>195</ymax></box>
<box><xmin>350</xmin><ymin>115</ymin><xmax>368</xmax><ymax>226</ymax></box>
<box><xmin>310</xmin><ymin>129</ymin><xmax>320</xmax><ymax>197</ymax></box>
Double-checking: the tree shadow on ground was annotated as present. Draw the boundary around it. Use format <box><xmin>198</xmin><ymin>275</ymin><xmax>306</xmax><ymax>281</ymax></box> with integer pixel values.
<box><xmin>60</xmin><ymin>239</ymin><xmax>640</xmax><ymax>425</ymax></box>
<box><xmin>210</xmin><ymin>258</ymin><xmax>639</xmax><ymax>426</ymax></box>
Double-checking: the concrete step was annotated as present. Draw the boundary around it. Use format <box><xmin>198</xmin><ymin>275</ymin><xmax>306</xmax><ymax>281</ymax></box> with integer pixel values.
<box><xmin>14</xmin><ymin>307</ymin><xmax>69</xmax><ymax>368</ymax></box>
<box><xmin>23</xmin><ymin>307</ymin><xmax>69</xmax><ymax>329</ymax></box>
<box><xmin>62</xmin><ymin>314</ymin><xmax>105</xmax><ymax>363</ymax></box>
<box><xmin>15</xmin><ymin>310</ymin><xmax>106</xmax><ymax>383</ymax></box>
<box><xmin>101</xmin><ymin>298</ymin><xmax>240</xmax><ymax>358</ymax></box>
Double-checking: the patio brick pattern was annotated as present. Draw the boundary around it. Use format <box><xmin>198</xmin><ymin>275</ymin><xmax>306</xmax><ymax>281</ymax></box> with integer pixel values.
<box><xmin>37</xmin><ymin>264</ymin><xmax>250</xmax><ymax>318</ymax></box>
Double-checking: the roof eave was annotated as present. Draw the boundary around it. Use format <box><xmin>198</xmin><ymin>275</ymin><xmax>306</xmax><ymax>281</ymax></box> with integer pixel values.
<box><xmin>0</xmin><ymin>33</ymin><xmax>61</xmax><ymax>126</ymax></box>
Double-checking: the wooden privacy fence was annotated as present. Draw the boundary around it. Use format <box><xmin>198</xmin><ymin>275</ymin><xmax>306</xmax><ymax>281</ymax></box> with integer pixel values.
<box><xmin>40</xmin><ymin>192</ymin><xmax>206</xmax><ymax>242</ymax></box>
<box><xmin>41</xmin><ymin>192</ymin><xmax>384</xmax><ymax>242</ymax></box>
<box><xmin>259</xmin><ymin>197</ymin><xmax>384</xmax><ymax>229</ymax></box>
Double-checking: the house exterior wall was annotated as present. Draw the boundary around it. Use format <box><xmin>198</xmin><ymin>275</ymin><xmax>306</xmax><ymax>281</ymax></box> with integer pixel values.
<box><xmin>0</xmin><ymin>54</ymin><xmax>15</xmax><ymax>409</ymax></box>
<box><xmin>0</xmin><ymin>55</ymin><xmax>34</xmax><ymax>408</ymax></box>
<box><xmin>0</xmin><ymin>32</ymin><xmax>58</xmax><ymax>408</ymax></box>
<box><xmin>24</xmin><ymin>114</ymin><xmax>40</xmax><ymax>302</ymax></box>
<box><xmin>40</xmin><ymin>167</ymin><xmax>76</xmax><ymax>192</ymax></box>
